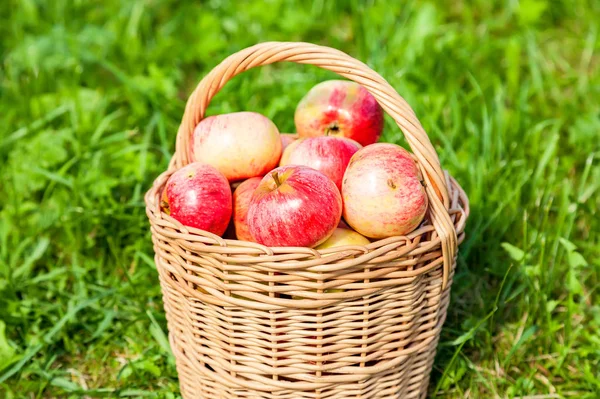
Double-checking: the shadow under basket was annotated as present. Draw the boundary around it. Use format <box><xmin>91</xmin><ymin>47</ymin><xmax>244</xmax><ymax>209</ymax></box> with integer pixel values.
<box><xmin>145</xmin><ymin>42</ymin><xmax>470</xmax><ymax>399</ymax></box>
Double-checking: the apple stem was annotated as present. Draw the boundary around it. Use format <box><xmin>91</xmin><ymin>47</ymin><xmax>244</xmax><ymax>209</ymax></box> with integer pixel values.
<box><xmin>272</xmin><ymin>171</ymin><xmax>282</xmax><ymax>187</ymax></box>
<box><xmin>325</xmin><ymin>122</ymin><xmax>339</xmax><ymax>136</ymax></box>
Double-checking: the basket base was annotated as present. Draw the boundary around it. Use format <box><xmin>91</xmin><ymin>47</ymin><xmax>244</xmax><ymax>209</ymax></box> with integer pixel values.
<box><xmin>174</xmin><ymin>335</ymin><xmax>438</xmax><ymax>399</ymax></box>
<box><xmin>166</xmin><ymin>284</ymin><xmax>451</xmax><ymax>399</ymax></box>
<box><xmin>159</xmin><ymin>265</ymin><xmax>455</xmax><ymax>399</ymax></box>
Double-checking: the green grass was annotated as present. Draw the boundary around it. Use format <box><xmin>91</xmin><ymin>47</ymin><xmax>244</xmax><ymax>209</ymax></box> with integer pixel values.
<box><xmin>1</xmin><ymin>0</ymin><xmax>599</xmax><ymax>398</ymax></box>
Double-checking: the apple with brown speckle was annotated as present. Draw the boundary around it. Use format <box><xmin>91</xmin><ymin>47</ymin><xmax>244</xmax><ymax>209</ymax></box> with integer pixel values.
<box><xmin>342</xmin><ymin>143</ymin><xmax>427</xmax><ymax>238</ymax></box>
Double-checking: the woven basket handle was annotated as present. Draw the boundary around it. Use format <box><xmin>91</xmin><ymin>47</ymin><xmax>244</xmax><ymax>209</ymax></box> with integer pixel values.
<box><xmin>173</xmin><ymin>41</ymin><xmax>457</xmax><ymax>289</ymax></box>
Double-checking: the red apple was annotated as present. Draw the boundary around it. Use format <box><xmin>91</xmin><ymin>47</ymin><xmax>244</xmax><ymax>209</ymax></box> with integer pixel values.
<box><xmin>191</xmin><ymin>112</ymin><xmax>282</xmax><ymax>181</ymax></box>
<box><xmin>279</xmin><ymin>136</ymin><xmax>361</xmax><ymax>191</ymax></box>
<box><xmin>248</xmin><ymin>165</ymin><xmax>342</xmax><ymax>247</ymax></box>
<box><xmin>161</xmin><ymin>163</ymin><xmax>232</xmax><ymax>235</ymax></box>
<box><xmin>342</xmin><ymin>143</ymin><xmax>427</xmax><ymax>238</ymax></box>
<box><xmin>232</xmin><ymin>177</ymin><xmax>262</xmax><ymax>242</ymax></box>
<box><xmin>279</xmin><ymin>137</ymin><xmax>302</xmax><ymax>166</ymax></box>
<box><xmin>295</xmin><ymin>80</ymin><xmax>384</xmax><ymax>146</ymax></box>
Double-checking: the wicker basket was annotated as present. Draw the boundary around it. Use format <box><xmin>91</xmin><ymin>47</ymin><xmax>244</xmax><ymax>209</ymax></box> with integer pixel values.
<box><xmin>145</xmin><ymin>42</ymin><xmax>469</xmax><ymax>399</ymax></box>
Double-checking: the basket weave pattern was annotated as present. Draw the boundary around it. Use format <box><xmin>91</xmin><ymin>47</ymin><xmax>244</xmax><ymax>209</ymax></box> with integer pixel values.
<box><xmin>145</xmin><ymin>42</ymin><xmax>469</xmax><ymax>399</ymax></box>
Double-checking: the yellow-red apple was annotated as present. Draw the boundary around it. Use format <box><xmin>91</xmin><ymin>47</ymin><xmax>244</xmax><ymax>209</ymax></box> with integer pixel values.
<box><xmin>191</xmin><ymin>112</ymin><xmax>282</xmax><ymax>181</ymax></box>
<box><xmin>342</xmin><ymin>143</ymin><xmax>427</xmax><ymax>238</ymax></box>
<box><xmin>316</xmin><ymin>228</ymin><xmax>370</xmax><ymax>249</ymax></box>
<box><xmin>280</xmin><ymin>133</ymin><xmax>296</xmax><ymax>151</ymax></box>
<box><xmin>279</xmin><ymin>137</ymin><xmax>302</xmax><ymax>165</ymax></box>
<box><xmin>295</xmin><ymin>80</ymin><xmax>384</xmax><ymax>146</ymax></box>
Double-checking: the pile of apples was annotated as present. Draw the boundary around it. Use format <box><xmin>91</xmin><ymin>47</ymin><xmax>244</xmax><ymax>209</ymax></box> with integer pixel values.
<box><xmin>161</xmin><ymin>80</ymin><xmax>428</xmax><ymax>249</ymax></box>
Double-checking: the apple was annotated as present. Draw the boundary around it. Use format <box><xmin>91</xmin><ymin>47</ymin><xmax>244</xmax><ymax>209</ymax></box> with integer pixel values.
<box><xmin>279</xmin><ymin>136</ymin><xmax>361</xmax><ymax>191</ymax></box>
<box><xmin>316</xmin><ymin>228</ymin><xmax>370</xmax><ymax>249</ymax></box>
<box><xmin>313</xmin><ymin>228</ymin><xmax>370</xmax><ymax>296</ymax></box>
<box><xmin>342</xmin><ymin>143</ymin><xmax>427</xmax><ymax>238</ymax></box>
<box><xmin>232</xmin><ymin>177</ymin><xmax>262</xmax><ymax>242</ymax></box>
<box><xmin>279</xmin><ymin>137</ymin><xmax>302</xmax><ymax>166</ymax></box>
<box><xmin>280</xmin><ymin>133</ymin><xmax>296</xmax><ymax>151</ymax></box>
<box><xmin>161</xmin><ymin>162</ymin><xmax>232</xmax><ymax>236</ymax></box>
<box><xmin>191</xmin><ymin>111</ymin><xmax>282</xmax><ymax>181</ymax></box>
<box><xmin>295</xmin><ymin>80</ymin><xmax>384</xmax><ymax>146</ymax></box>
<box><xmin>292</xmin><ymin>226</ymin><xmax>369</xmax><ymax>301</ymax></box>
<box><xmin>338</xmin><ymin>219</ymin><xmax>350</xmax><ymax>229</ymax></box>
<box><xmin>248</xmin><ymin>165</ymin><xmax>342</xmax><ymax>248</ymax></box>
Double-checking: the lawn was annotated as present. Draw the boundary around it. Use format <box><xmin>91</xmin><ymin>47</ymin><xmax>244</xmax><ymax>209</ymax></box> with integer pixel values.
<box><xmin>1</xmin><ymin>0</ymin><xmax>599</xmax><ymax>398</ymax></box>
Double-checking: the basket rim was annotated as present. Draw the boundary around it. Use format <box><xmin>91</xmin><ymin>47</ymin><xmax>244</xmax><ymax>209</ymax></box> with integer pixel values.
<box><xmin>145</xmin><ymin>167</ymin><xmax>469</xmax><ymax>268</ymax></box>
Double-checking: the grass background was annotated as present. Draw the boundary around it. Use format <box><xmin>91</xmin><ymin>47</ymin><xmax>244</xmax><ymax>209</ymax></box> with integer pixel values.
<box><xmin>1</xmin><ymin>0</ymin><xmax>599</xmax><ymax>398</ymax></box>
